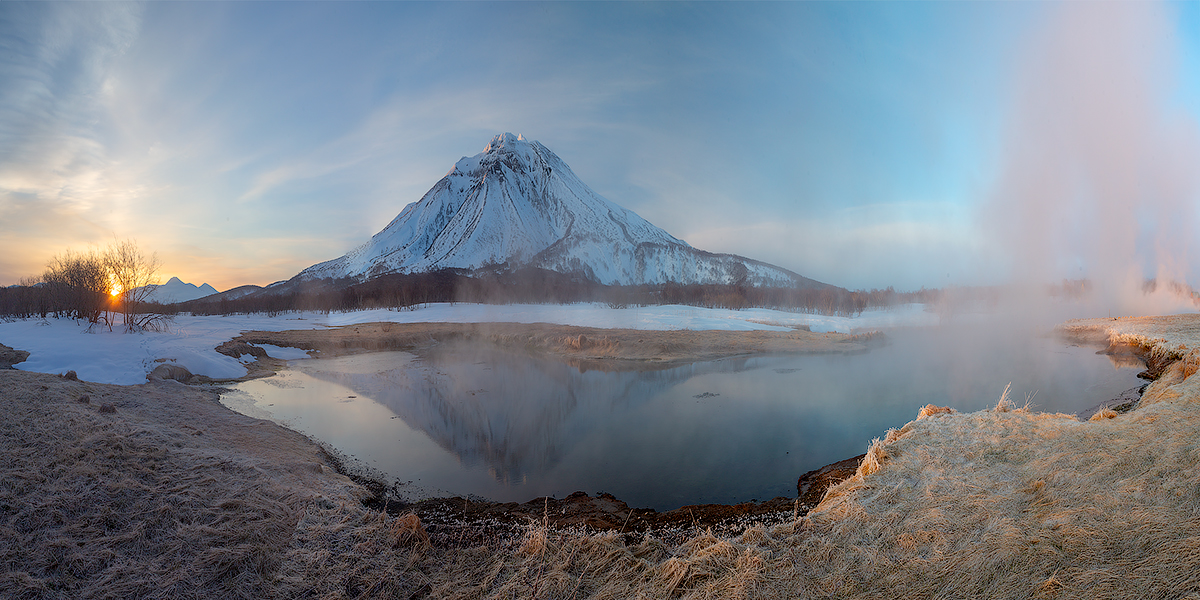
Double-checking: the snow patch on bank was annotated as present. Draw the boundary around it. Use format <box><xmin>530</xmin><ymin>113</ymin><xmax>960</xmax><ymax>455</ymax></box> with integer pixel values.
<box><xmin>0</xmin><ymin>303</ymin><xmax>935</xmax><ymax>385</ymax></box>
<box><xmin>253</xmin><ymin>344</ymin><xmax>314</xmax><ymax>360</ymax></box>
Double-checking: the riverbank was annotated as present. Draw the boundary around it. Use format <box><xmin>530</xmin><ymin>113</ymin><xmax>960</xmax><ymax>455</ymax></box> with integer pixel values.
<box><xmin>0</xmin><ymin>342</ymin><xmax>29</xmax><ymax>369</ymax></box>
<box><xmin>219</xmin><ymin>320</ymin><xmax>878</xmax><ymax>379</ymax></box>
<box><xmin>5</xmin><ymin>314</ymin><xmax>1200</xmax><ymax>598</ymax></box>
<box><xmin>0</xmin><ymin>303</ymin><xmax>924</xmax><ymax>385</ymax></box>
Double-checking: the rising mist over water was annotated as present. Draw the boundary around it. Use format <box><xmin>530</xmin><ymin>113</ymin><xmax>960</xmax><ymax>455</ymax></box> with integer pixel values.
<box><xmin>223</xmin><ymin>314</ymin><xmax>1145</xmax><ymax>511</ymax></box>
<box><xmin>985</xmin><ymin>1</ymin><xmax>1200</xmax><ymax>309</ymax></box>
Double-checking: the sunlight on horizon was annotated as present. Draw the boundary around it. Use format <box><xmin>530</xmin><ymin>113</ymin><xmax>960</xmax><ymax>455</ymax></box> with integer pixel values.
<box><xmin>1</xmin><ymin>2</ymin><xmax>1198</xmax><ymax>295</ymax></box>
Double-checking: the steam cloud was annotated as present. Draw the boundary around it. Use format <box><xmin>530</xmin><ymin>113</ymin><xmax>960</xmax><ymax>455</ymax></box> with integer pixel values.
<box><xmin>985</xmin><ymin>2</ymin><xmax>1200</xmax><ymax>314</ymax></box>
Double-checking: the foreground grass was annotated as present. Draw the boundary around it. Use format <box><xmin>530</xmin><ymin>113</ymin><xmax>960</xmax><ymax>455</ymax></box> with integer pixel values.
<box><xmin>6</xmin><ymin>314</ymin><xmax>1200</xmax><ymax>598</ymax></box>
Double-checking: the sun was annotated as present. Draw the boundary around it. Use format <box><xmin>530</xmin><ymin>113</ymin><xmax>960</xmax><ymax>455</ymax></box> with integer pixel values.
<box><xmin>109</xmin><ymin>284</ymin><xmax>122</xmax><ymax>297</ymax></box>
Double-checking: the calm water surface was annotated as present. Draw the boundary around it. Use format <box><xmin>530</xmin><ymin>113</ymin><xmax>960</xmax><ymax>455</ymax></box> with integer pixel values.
<box><xmin>220</xmin><ymin>323</ymin><xmax>1143</xmax><ymax>511</ymax></box>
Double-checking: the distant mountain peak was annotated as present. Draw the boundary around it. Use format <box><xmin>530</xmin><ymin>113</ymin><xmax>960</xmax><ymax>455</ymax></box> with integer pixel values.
<box><xmin>144</xmin><ymin>277</ymin><xmax>218</xmax><ymax>304</ymax></box>
<box><xmin>484</xmin><ymin>132</ymin><xmax>525</xmax><ymax>152</ymax></box>
<box><xmin>295</xmin><ymin>134</ymin><xmax>829</xmax><ymax>289</ymax></box>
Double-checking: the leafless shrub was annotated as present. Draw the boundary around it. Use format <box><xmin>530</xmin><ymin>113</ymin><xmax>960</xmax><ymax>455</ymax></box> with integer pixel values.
<box><xmin>41</xmin><ymin>248</ymin><xmax>110</xmax><ymax>325</ymax></box>
<box><xmin>5</xmin><ymin>240</ymin><xmax>169</xmax><ymax>332</ymax></box>
<box><xmin>105</xmin><ymin>239</ymin><xmax>168</xmax><ymax>333</ymax></box>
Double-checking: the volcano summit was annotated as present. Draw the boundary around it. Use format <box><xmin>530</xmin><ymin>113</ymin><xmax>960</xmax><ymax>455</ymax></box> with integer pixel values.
<box><xmin>297</xmin><ymin>133</ymin><xmax>826</xmax><ymax>288</ymax></box>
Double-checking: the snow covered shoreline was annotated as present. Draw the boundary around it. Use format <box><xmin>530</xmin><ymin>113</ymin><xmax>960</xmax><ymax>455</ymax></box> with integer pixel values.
<box><xmin>0</xmin><ymin>303</ymin><xmax>935</xmax><ymax>385</ymax></box>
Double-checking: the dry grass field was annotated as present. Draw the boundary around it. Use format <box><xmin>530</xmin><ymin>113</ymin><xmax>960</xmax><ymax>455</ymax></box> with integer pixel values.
<box><xmin>5</xmin><ymin>315</ymin><xmax>1200</xmax><ymax>598</ymax></box>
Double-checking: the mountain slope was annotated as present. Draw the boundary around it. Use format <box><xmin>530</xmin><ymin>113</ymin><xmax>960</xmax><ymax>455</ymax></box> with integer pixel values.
<box><xmin>144</xmin><ymin>277</ymin><xmax>219</xmax><ymax>304</ymax></box>
<box><xmin>296</xmin><ymin>133</ymin><xmax>827</xmax><ymax>288</ymax></box>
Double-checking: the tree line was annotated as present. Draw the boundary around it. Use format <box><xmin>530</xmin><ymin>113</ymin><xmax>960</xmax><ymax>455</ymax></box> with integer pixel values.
<box><xmin>0</xmin><ymin>240</ymin><xmax>167</xmax><ymax>332</ymax></box>
<box><xmin>175</xmin><ymin>268</ymin><xmax>938</xmax><ymax>318</ymax></box>
<box><xmin>2</xmin><ymin>257</ymin><xmax>940</xmax><ymax>322</ymax></box>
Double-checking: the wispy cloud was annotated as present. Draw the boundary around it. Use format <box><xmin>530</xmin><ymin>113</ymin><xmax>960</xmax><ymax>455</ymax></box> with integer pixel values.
<box><xmin>3</xmin><ymin>2</ymin><xmax>1197</xmax><ymax>294</ymax></box>
<box><xmin>237</xmin><ymin>70</ymin><xmax>652</xmax><ymax>204</ymax></box>
<box><xmin>685</xmin><ymin>202</ymin><xmax>989</xmax><ymax>290</ymax></box>
<box><xmin>0</xmin><ymin>2</ymin><xmax>144</xmax><ymax>278</ymax></box>
<box><xmin>0</xmin><ymin>3</ymin><xmax>141</xmax><ymax>198</ymax></box>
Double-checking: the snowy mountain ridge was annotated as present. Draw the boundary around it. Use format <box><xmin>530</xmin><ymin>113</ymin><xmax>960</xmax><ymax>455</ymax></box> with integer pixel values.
<box><xmin>296</xmin><ymin>133</ymin><xmax>825</xmax><ymax>288</ymax></box>
<box><xmin>143</xmin><ymin>277</ymin><xmax>219</xmax><ymax>304</ymax></box>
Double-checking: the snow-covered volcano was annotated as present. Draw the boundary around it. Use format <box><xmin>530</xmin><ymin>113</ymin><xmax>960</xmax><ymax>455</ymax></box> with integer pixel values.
<box><xmin>297</xmin><ymin>133</ymin><xmax>825</xmax><ymax>288</ymax></box>
<box><xmin>143</xmin><ymin>277</ymin><xmax>219</xmax><ymax>304</ymax></box>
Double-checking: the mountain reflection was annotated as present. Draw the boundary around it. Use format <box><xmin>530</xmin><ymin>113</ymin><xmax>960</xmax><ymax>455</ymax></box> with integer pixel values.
<box><xmin>221</xmin><ymin>326</ymin><xmax>1148</xmax><ymax>510</ymax></box>
<box><xmin>294</xmin><ymin>344</ymin><xmax>758</xmax><ymax>484</ymax></box>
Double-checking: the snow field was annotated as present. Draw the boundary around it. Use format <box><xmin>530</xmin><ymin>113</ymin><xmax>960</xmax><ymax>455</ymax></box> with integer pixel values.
<box><xmin>0</xmin><ymin>302</ymin><xmax>935</xmax><ymax>385</ymax></box>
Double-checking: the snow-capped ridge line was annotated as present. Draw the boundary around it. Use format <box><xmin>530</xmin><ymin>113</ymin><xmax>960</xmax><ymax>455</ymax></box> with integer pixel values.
<box><xmin>142</xmin><ymin>278</ymin><xmax>220</xmax><ymax>304</ymax></box>
<box><xmin>294</xmin><ymin>133</ymin><xmax>828</xmax><ymax>289</ymax></box>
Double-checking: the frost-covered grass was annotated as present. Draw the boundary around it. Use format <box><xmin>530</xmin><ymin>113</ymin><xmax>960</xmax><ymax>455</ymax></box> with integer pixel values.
<box><xmin>0</xmin><ymin>302</ymin><xmax>934</xmax><ymax>384</ymax></box>
<box><xmin>0</xmin><ymin>369</ymin><xmax>364</xmax><ymax>600</ymax></box>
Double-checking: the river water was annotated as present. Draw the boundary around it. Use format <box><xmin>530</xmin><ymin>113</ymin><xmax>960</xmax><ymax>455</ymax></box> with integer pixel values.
<box><xmin>220</xmin><ymin>322</ymin><xmax>1143</xmax><ymax>511</ymax></box>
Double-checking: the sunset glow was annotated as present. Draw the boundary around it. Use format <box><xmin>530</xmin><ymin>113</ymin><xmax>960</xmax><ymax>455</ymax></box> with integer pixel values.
<box><xmin>1</xmin><ymin>2</ymin><xmax>1198</xmax><ymax>294</ymax></box>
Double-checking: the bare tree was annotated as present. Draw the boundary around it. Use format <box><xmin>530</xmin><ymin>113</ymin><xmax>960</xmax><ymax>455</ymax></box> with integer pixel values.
<box><xmin>41</xmin><ymin>249</ymin><xmax>110</xmax><ymax>325</ymax></box>
<box><xmin>104</xmin><ymin>239</ymin><xmax>166</xmax><ymax>332</ymax></box>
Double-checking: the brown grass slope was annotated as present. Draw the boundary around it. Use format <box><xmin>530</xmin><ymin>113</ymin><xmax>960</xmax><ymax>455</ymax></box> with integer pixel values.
<box><xmin>802</xmin><ymin>402</ymin><xmax>1200</xmax><ymax>597</ymax></box>
<box><xmin>0</xmin><ymin>370</ymin><xmax>368</xmax><ymax>599</ymax></box>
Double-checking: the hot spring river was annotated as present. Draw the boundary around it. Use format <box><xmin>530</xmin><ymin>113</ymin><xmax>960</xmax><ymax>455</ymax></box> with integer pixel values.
<box><xmin>220</xmin><ymin>323</ymin><xmax>1144</xmax><ymax>511</ymax></box>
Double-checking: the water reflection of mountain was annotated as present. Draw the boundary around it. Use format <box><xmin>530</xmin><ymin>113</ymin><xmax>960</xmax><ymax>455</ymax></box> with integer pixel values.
<box><xmin>295</xmin><ymin>345</ymin><xmax>779</xmax><ymax>484</ymax></box>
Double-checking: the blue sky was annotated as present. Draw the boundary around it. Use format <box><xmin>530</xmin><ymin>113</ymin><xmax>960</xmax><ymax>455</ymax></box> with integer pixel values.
<box><xmin>2</xmin><ymin>1</ymin><xmax>1198</xmax><ymax>292</ymax></box>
